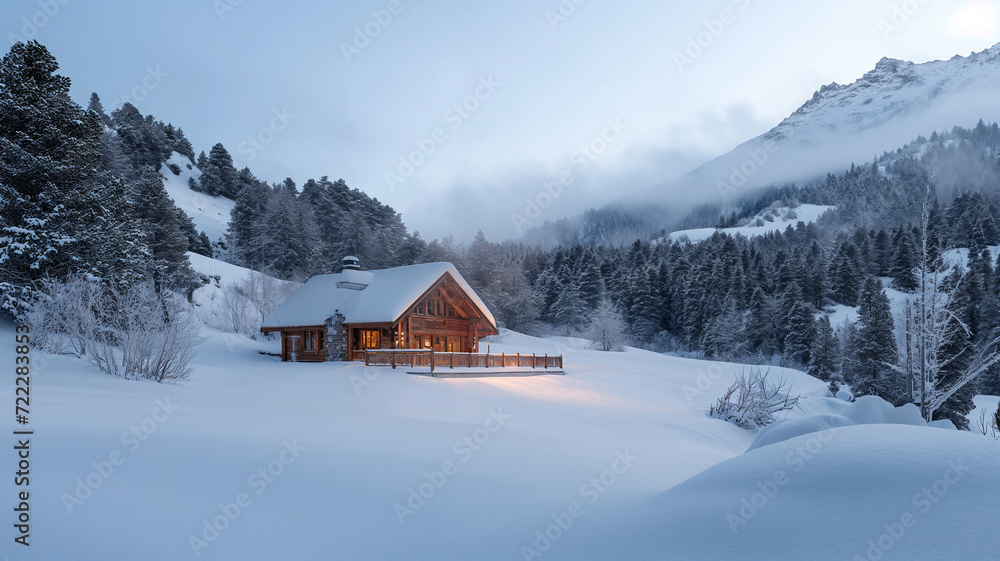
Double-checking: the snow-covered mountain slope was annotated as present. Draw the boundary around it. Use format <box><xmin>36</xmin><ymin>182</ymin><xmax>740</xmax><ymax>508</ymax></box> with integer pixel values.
<box><xmin>158</xmin><ymin>152</ymin><xmax>234</xmax><ymax>249</ymax></box>
<box><xmin>667</xmin><ymin>204</ymin><xmax>834</xmax><ymax>243</ymax></box>
<box><xmin>652</xmin><ymin>42</ymin><xmax>1000</xmax><ymax>199</ymax></box>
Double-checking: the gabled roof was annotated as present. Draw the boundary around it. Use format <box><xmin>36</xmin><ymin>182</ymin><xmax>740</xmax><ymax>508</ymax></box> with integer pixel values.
<box><xmin>261</xmin><ymin>262</ymin><xmax>496</xmax><ymax>329</ymax></box>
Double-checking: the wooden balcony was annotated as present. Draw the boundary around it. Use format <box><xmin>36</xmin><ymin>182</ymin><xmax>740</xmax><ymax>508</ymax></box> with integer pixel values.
<box><xmin>359</xmin><ymin>349</ymin><xmax>563</xmax><ymax>372</ymax></box>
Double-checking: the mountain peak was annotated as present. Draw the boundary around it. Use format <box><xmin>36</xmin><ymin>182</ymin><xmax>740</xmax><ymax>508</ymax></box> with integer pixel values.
<box><xmin>658</xmin><ymin>42</ymin><xmax>1000</xmax><ymax>203</ymax></box>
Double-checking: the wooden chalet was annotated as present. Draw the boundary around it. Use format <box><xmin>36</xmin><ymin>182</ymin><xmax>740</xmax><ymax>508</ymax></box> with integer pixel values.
<box><xmin>261</xmin><ymin>257</ymin><xmax>500</xmax><ymax>362</ymax></box>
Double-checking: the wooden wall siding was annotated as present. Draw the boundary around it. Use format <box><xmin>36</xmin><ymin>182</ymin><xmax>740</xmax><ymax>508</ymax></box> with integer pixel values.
<box><xmin>282</xmin><ymin>328</ymin><xmax>327</xmax><ymax>362</ymax></box>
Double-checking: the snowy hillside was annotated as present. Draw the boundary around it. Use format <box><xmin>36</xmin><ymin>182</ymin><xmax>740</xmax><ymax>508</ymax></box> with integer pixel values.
<box><xmin>651</xmin><ymin>43</ymin><xmax>1000</xmax><ymax>199</ymax></box>
<box><xmin>187</xmin><ymin>252</ymin><xmax>300</xmax><ymax>333</ymax></box>
<box><xmin>158</xmin><ymin>152</ymin><xmax>235</xmax><ymax>251</ymax></box>
<box><xmin>667</xmin><ymin>204</ymin><xmax>834</xmax><ymax>243</ymax></box>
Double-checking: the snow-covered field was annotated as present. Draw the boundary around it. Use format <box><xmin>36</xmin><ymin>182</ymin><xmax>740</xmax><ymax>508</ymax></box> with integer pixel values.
<box><xmin>668</xmin><ymin>204</ymin><xmax>835</xmax><ymax>244</ymax></box>
<box><xmin>5</xmin><ymin>314</ymin><xmax>999</xmax><ymax>560</ymax></box>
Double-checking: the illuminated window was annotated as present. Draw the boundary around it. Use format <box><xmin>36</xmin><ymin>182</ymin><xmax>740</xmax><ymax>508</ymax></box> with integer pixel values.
<box><xmin>360</xmin><ymin>330</ymin><xmax>380</xmax><ymax>349</ymax></box>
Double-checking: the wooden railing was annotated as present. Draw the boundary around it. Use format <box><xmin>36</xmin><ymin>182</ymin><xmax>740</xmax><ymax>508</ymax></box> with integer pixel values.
<box><xmin>361</xmin><ymin>349</ymin><xmax>563</xmax><ymax>372</ymax></box>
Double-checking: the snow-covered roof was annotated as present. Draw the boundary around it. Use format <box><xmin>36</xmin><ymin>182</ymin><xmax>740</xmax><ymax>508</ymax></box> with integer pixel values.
<box><xmin>261</xmin><ymin>262</ymin><xmax>495</xmax><ymax>329</ymax></box>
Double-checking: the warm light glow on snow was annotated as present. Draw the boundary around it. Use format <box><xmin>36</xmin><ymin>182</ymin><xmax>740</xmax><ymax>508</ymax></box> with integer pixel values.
<box><xmin>948</xmin><ymin>2</ymin><xmax>1000</xmax><ymax>41</ymax></box>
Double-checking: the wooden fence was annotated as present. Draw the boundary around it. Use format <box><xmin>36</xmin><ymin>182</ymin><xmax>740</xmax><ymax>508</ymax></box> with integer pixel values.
<box><xmin>360</xmin><ymin>349</ymin><xmax>563</xmax><ymax>372</ymax></box>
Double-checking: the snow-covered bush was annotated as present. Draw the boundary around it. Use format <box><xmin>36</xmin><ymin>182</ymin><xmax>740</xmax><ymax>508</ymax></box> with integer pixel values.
<box><xmin>709</xmin><ymin>370</ymin><xmax>799</xmax><ymax>431</ymax></box>
<box><xmin>586</xmin><ymin>299</ymin><xmax>629</xmax><ymax>352</ymax></box>
<box><xmin>27</xmin><ymin>277</ymin><xmax>204</xmax><ymax>382</ymax></box>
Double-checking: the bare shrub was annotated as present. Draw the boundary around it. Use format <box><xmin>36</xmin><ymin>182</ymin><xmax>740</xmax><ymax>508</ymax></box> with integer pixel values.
<box><xmin>220</xmin><ymin>281</ymin><xmax>256</xmax><ymax>336</ymax></box>
<box><xmin>977</xmin><ymin>404</ymin><xmax>1000</xmax><ymax>441</ymax></box>
<box><xmin>28</xmin><ymin>277</ymin><xmax>204</xmax><ymax>382</ymax></box>
<box><xmin>709</xmin><ymin>369</ymin><xmax>800</xmax><ymax>431</ymax></box>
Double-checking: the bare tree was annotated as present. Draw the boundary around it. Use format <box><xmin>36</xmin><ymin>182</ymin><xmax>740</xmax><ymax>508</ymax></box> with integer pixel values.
<box><xmin>896</xmin><ymin>182</ymin><xmax>1000</xmax><ymax>422</ymax></box>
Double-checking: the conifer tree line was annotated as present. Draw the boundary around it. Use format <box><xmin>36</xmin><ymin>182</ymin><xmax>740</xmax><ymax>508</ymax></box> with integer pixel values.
<box><xmin>453</xmin><ymin>125</ymin><xmax>1000</xmax><ymax>429</ymax></box>
<box><xmin>0</xmin><ymin>41</ymin><xmax>424</xmax><ymax>309</ymax></box>
<box><xmin>3</xmin><ymin>40</ymin><xmax>1000</xmax><ymax>415</ymax></box>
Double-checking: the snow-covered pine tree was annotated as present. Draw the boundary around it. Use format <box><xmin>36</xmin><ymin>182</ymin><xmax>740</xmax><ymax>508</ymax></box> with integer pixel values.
<box><xmin>199</xmin><ymin>143</ymin><xmax>239</xmax><ymax>198</ymax></box>
<box><xmin>551</xmin><ymin>277</ymin><xmax>589</xmax><ymax>332</ymax></box>
<box><xmin>808</xmin><ymin>315</ymin><xmax>842</xmax><ymax>382</ymax></box>
<box><xmin>172</xmin><ymin>128</ymin><xmax>196</xmax><ymax>162</ymax></box>
<box><xmin>110</xmin><ymin>102</ymin><xmax>171</xmax><ymax>170</ymax></box>
<box><xmin>830</xmin><ymin>240</ymin><xmax>863</xmax><ymax>306</ymax></box>
<box><xmin>576</xmin><ymin>251</ymin><xmax>604</xmax><ymax>310</ymax></box>
<box><xmin>783</xmin><ymin>299</ymin><xmax>817</xmax><ymax>365</ymax></box>
<box><xmin>87</xmin><ymin>92</ymin><xmax>113</xmax><ymax>127</ymax></box>
<box><xmin>227</xmin><ymin>177</ymin><xmax>272</xmax><ymax>270</ymax></box>
<box><xmin>701</xmin><ymin>295</ymin><xmax>747</xmax><ymax>361</ymax></box>
<box><xmin>128</xmin><ymin>167</ymin><xmax>194</xmax><ymax>286</ymax></box>
<box><xmin>0</xmin><ymin>41</ymin><xmax>150</xmax><ymax>314</ymax></box>
<box><xmin>848</xmin><ymin>276</ymin><xmax>899</xmax><ymax>400</ymax></box>
<box><xmin>628</xmin><ymin>267</ymin><xmax>660</xmax><ymax>341</ymax></box>
<box><xmin>890</xmin><ymin>227</ymin><xmax>919</xmax><ymax>292</ymax></box>
<box><xmin>258</xmin><ymin>184</ymin><xmax>321</xmax><ymax>281</ymax></box>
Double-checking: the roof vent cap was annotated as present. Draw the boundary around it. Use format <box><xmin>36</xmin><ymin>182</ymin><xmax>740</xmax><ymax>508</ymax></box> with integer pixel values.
<box><xmin>342</xmin><ymin>256</ymin><xmax>361</xmax><ymax>271</ymax></box>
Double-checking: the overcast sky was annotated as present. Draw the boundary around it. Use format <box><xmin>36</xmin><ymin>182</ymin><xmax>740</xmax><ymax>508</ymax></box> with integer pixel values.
<box><xmin>4</xmin><ymin>0</ymin><xmax>999</xmax><ymax>241</ymax></box>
